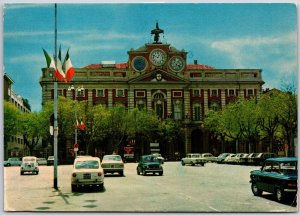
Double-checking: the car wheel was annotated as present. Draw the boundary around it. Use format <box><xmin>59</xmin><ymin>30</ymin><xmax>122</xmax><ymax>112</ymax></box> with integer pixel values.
<box><xmin>275</xmin><ymin>188</ymin><xmax>284</xmax><ymax>202</ymax></box>
<box><xmin>201</xmin><ymin>163</ymin><xmax>205</xmax><ymax>166</ymax></box>
<box><xmin>119</xmin><ymin>171</ymin><xmax>124</xmax><ymax>176</ymax></box>
<box><xmin>159</xmin><ymin>172</ymin><xmax>163</xmax><ymax>176</ymax></box>
<box><xmin>71</xmin><ymin>184</ymin><xmax>77</xmax><ymax>192</ymax></box>
<box><xmin>191</xmin><ymin>162</ymin><xmax>195</xmax><ymax>166</ymax></box>
<box><xmin>181</xmin><ymin>161</ymin><xmax>185</xmax><ymax>166</ymax></box>
<box><xmin>20</xmin><ymin>172</ymin><xmax>24</xmax><ymax>175</ymax></box>
<box><xmin>99</xmin><ymin>183</ymin><xmax>104</xmax><ymax>191</ymax></box>
<box><xmin>36</xmin><ymin>171</ymin><xmax>39</xmax><ymax>175</ymax></box>
<box><xmin>142</xmin><ymin>170</ymin><xmax>146</xmax><ymax>176</ymax></box>
<box><xmin>137</xmin><ymin>169</ymin><xmax>140</xmax><ymax>175</ymax></box>
<box><xmin>7</xmin><ymin>163</ymin><xmax>11</xmax><ymax>167</ymax></box>
<box><xmin>251</xmin><ymin>182</ymin><xmax>262</xmax><ymax>196</ymax></box>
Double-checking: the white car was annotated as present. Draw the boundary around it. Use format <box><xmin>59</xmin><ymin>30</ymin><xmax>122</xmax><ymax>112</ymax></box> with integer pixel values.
<box><xmin>181</xmin><ymin>153</ymin><xmax>206</xmax><ymax>166</ymax></box>
<box><xmin>151</xmin><ymin>153</ymin><xmax>165</xmax><ymax>164</ymax></box>
<box><xmin>71</xmin><ymin>156</ymin><xmax>104</xmax><ymax>192</ymax></box>
<box><xmin>224</xmin><ymin>154</ymin><xmax>237</xmax><ymax>164</ymax></box>
<box><xmin>101</xmin><ymin>155</ymin><xmax>124</xmax><ymax>176</ymax></box>
<box><xmin>4</xmin><ymin>157</ymin><xmax>22</xmax><ymax>166</ymax></box>
<box><xmin>37</xmin><ymin>158</ymin><xmax>47</xmax><ymax>165</ymax></box>
<box><xmin>20</xmin><ymin>156</ymin><xmax>39</xmax><ymax>175</ymax></box>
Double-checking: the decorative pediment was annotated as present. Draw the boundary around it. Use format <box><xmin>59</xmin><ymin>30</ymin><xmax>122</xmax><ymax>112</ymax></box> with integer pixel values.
<box><xmin>128</xmin><ymin>70</ymin><xmax>189</xmax><ymax>84</ymax></box>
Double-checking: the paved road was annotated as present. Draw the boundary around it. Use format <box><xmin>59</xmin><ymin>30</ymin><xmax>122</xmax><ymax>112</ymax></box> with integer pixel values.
<box><xmin>3</xmin><ymin>162</ymin><xmax>297</xmax><ymax>212</ymax></box>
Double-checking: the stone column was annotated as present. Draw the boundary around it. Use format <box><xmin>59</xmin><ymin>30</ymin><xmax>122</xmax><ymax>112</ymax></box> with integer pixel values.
<box><xmin>203</xmin><ymin>89</ymin><xmax>209</xmax><ymax>116</ymax></box>
<box><xmin>147</xmin><ymin>90</ymin><xmax>152</xmax><ymax>111</ymax></box>
<box><xmin>167</xmin><ymin>90</ymin><xmax>172</xmax><ymax>115</ymax></box>
<box><xmin>221</xmin><ymin>89</ymin><xmax>226</xmax><ymax>109</ymax></box>
<box><xmin>128</xmin><ymin>89</ymin><xmax>134</xmax><ymax>109</ymax></box>
<box><xmin>108</xmin><ymin>89</ymin><xmax>113</xmax><ymax>107</ymax></box>
<box><xmin>88</xmin><ymin>89</ymin><xmax>93</xmax><ymax>106</ymax></box>
<box><xmin>184</xmin><ymin>90</ymin><xmax>190</xmax><ymax>118</ymax></box>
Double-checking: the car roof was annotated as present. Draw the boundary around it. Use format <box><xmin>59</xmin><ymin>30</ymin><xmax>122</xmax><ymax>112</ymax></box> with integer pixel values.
<box><xmin>266</xmin><ymin>157</ymin><xmax>297</xmax><ymax>162</ymax></box>
<box><xmin>75</xmin><ymin>156</ymin><xmax>100</xmax><ymax>161</ymax></box>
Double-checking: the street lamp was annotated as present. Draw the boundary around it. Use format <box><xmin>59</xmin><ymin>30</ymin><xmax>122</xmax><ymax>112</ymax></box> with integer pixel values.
<box><xmin>68</xmin><ymin>85</ymin><xmax>84</xmax><ymax>157</ymax></box>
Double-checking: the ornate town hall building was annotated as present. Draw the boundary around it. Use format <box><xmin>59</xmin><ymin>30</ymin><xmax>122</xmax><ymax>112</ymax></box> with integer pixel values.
<box><xmin>40</xmin><ymin>23</ymin><xmax>264</xmax><ymax>159</ymax></box>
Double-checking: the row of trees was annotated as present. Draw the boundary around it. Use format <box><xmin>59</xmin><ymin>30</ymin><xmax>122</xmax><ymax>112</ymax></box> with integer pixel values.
<box><xmin>4</xmin><ymin>97</ymin><xmax>183</xmax><ymax>158</ymax></box>
<box><xmin>203</xmin><ymin>89</ymin><xmax>297</xmax><ymax>156</ymax></box>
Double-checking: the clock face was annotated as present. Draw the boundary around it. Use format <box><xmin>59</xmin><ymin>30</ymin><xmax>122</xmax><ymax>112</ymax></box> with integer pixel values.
<box><xmin>169</xmin><ymin>56</ymin><xmax>185</xmax><ymax>72</ymax></box>
<box><xmin>132</xmin><ymin>56</ymin><xmax>147</xmax><ymax>71</ymax></box>
<box><xmin>150</xmin><ymin>49</ymin><xmax>167</xmax><ymax>66</ymax></box>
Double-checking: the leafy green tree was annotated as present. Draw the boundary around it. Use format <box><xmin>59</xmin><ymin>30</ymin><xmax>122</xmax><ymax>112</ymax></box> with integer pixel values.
<box><xmin>4</xmin><ymin>101</ymin><xmax>20</xmax><ymax>158</ymax></box>
<box><xmin>276</xmin><ymin>91</ymin><xmax>297</xmax><ymax>156</ymax></box>
<box><xmin>18</xmin><ymin>112</ymin><xmax>44</xmax><ymax>155</ymax></box>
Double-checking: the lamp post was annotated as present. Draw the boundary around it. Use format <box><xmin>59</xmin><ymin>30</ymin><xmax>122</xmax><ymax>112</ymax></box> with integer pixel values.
<box><xmin>68</xmin><ymin>85</ymin><xmax>84</xmax><ymax>158</ymax></box>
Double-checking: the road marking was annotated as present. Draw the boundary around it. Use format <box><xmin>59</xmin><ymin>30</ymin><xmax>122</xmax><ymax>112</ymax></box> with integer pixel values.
<box><xmin>208</xmin><ymin>205</ymin><xmax>220</xmax><ymax>212</ymax></box>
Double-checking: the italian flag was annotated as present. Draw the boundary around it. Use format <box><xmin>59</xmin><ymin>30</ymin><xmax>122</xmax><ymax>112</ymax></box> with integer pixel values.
<box><xmin>43</xmin><ymin>48</ymin><xmax>65</xmax><ymax>82</ymax></box>
<box><xmin>54</xmin><ymin>47</ymin><xmax>66</xmax><ymax>82</ymax></box>
<box><xmin>64</xmin><ymin>49</ymin><xmax>75</xmax><ymax>82</ymax></box>
<box><xmin>43</xmin><ymin>49</ymin><xmax>56</xmax><ymax>69</ymax></box>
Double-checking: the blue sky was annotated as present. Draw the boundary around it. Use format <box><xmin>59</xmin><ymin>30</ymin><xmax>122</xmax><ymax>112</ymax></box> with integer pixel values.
<box><xmin>3</xmin><ymin>3</ymin><xmax>298</xmax><ymax>112</ymax></box>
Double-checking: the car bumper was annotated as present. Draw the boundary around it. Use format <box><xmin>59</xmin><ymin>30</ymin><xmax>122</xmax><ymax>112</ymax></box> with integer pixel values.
<box><xmin>283</xmin><ymin>188</ymin><xmax>297</xmax><ymax>192</ymax></box>
<box><xmin>145</xmin><ymin>169</ymin><xmax>163</xmax><ymax>173</ymax></box>
<box><xmin>103</xmin><ymin>168</ymin><xmax>123</xmax><ymax>173</ymax></box>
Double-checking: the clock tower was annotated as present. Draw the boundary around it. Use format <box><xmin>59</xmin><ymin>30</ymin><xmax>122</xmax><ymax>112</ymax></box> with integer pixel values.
<box><xmin>128</xmin><ymin>22</ymin><xmax>187</xmax><ymax>74</ymax></box>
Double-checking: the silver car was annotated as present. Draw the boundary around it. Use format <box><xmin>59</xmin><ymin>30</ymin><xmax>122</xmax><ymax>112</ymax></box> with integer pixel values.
<box><xmin>71</xmin><ymin>156</ymin><xmax>104</xmax><ymax>192</ymax></box>
<box><xmin>101</xmin><ymin>155</ymin><xmax>124</xmax><ymax>176</ymax></box>
<box><xmin>20</xmin><ymin>156</ymin><xmax>39</xmax><ymax>175</ymax></box>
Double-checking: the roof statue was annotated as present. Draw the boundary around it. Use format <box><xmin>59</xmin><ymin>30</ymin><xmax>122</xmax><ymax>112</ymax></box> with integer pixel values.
<box><xmin>151</xmin><ymin>21</ymin><xmax>164</xmax><ymax>44</ymax></box>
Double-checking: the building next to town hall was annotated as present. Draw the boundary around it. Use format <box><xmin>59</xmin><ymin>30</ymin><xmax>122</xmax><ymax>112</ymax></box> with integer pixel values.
<box><xmin>40</xmin><ymin>23</ymin><xmax>264</xmax><ymax>160</ymax></box>
<box><xmin>4</xmin><ymin>73</ymin><xmax>31</xmax><ymax>159</ymax></box>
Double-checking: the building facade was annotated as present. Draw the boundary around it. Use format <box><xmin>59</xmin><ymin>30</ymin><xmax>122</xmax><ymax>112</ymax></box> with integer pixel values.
<box><xmin>4</xmin><ymin>73</ymin><xmax>31</xmax><ymax>159</ymax></box>
<box><xmin>40</xmin><ymin>24</ymin><xmax>264</xmax><ymax>159</ymax></box>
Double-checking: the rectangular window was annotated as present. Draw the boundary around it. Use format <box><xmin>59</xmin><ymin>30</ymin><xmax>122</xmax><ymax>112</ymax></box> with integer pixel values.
<box><xmin>193</xmin><ymin>106</ymin><xmax>201</xmax><ymax>121</ymax></box>
<box><xmin>172</xmin><ymin>91</ymin><xmax>182</xmax><ymax>98</ymax></box>
<box><xmin>229</xmin><ymin>89</ymin><xmax>235</xmax><ymax>96</ymax></box>
<box><xmin>211</xmin><ymin>89</ymin><xmax>218</xmax><ymax>97</ymax></box>
<box><xmin>135</xmin><ymin>91</ymin><xmax>145</xmax><ymax>98</ymax></box>
<box><xmin>77</xmin><ymin>90</ymin><xmax>84</xmax><ymax>97</ymax></box>
<box><xmin>97</xmin><ymin>89</ymin><xmax>104</xmax><ymax>97</ymax></box>
<box><xmin>116</xmin><ymin>89</ymin><xmax>124</xmax><ymax>97</ymax></box>
<box><xmin>248</xmin><ymin>89</ymin><xmax>253</xmax><ymax>96</ymax></box>
<box><xmin>58</xmin><ymin>90</ymin><xmax>63</xmax><ymax>96</ymax></box>
<box><xmin>193</xmin><ymin>89</ymin><xmax>200</xmax><ymax>96</ymax></box>
<box><xmin>174</xmin><ymin>104</ymin><xmax>182</xmax><ymax>120</ymax></box>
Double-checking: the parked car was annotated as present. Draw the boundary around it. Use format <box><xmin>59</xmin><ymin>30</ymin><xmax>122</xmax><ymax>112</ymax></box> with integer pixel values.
<box><xmin>201</xmin><ymin>153</ymin><xmax>217</xmax><ymax>162</ymax></box>
<box><xmin>20</xmin><ymin>156</ymin><xmax>39</xmax><ymax>175</ymax></box>
<box><xmin>151</xmin><ymin>153</ymin><xmax>165</xmax><ymax>164</ymax></box>
<box><xmin>37</xmin><ymin>158</ymin><xmax>47</xmax><ymax>165</ymax></box>
<box><xmin>181</xmin><ymin>153</ymin><xmax>206</xmax><ymax>166</ymax></box>
<box><xmin>223</xmin><ymin>154</ymin><xmax>236</xmax><ymax>164</ymax></box>
<box><xmin>230</xmin><ymin>153</ymin><xmax>248</xmax><ymax>165</ymax></box>
<box><xmin>216</xmin><ymin>153</ymin><xmax>231</xmax><ymax>163</ymax></box>
<box><xmin>250</xmin><ymin>157</ymin><xmax>297</xmax><ymax>203</ymax></box>
<box><xmin>47</xmin><ymin>156</ymin><xmax>54</xmax><ymax>166</ymax></box>
<box><xmin>101</xmin><ymin>154</ymin><xmax>124</xmax><ymax>176</ymax></box>
<box><xmin>71</xmin><ymin>156</ymin><xmax>104</xmax><ymax>192</ymax></box>
<box><xmin>136</xmin><ymin>155</ymin><xmax>163</xmax><ymax>176</ymax></box>
<box><xmin>245</xmin><ymin>153</ymin><xmax>259</xmax><ymax>165</ymax></box>
<box><xmin>235</xmin><ymin>153</ymin><xmax>249</xmax><ymax>165</ymax></box>
<box><xmin>4</xmin><ymin>157</ymin><xmax>22</xmax><ymax>166</ymax></box>
<box><xmin>248</xmin><ymin>153</ymin><xmax>276</xmax><ymax>166</ymax></box>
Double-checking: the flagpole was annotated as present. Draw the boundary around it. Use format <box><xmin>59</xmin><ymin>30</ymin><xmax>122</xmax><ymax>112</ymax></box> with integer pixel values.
<box><xmin>53</xmin><ymin>3</ymin><xmax>58</xmax><ymax>190</ymax></box>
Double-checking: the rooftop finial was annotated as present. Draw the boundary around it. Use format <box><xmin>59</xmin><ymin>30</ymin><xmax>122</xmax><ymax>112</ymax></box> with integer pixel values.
<box><xmin>151</xmin><ymin>21</ymin><xmax>164</xmax><ymax>44</ymax></box>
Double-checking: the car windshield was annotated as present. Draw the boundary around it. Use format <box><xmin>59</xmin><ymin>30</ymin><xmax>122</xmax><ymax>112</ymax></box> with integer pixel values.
<box><xmin>75</xmin><ymin>160</ymin><xmax>99</xmax><ymax>169</ymax></box>
<box><xmin>142</xmin><ymin>156</ymin><xmax>158</xmax><ymax>162</ymax></box>
<box><xmin>103</xmin><ymin>156</ymin><xmax>122</xmax><ymax>161</ymax></box>
<box><xmin>23</xmin><ymin>158</ymin><xmax>35</xmax><ymax>162</ymax></box>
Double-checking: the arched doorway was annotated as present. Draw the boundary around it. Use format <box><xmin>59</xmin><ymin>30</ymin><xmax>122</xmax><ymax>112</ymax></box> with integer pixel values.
<box><xmin>191</xmin><ymin>129</ymin><xmax>204</xmax><ymax>153</ymax></box>
<box><xmin>152</xmin><ymin>91</ymin><xmax>166</xmax><ymax>119</ymax></box>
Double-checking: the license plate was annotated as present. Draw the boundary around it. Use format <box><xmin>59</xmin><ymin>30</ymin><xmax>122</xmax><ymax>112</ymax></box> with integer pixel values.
<box><xmin>83</xmin><ymin>173</ymin><xmax>91</xmax><ymax>179</ymax></box>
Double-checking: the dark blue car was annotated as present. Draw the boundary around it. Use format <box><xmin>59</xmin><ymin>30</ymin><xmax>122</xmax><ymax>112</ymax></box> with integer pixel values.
<box><xmin>136</xmin><ymin>155</ymin><xmax>163</xmax><ymax>176</ymax></box>
<box><xmin>250</xmin><ymin>157</ymin><xmax>297</xmax><ymax>203</ymax></box>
